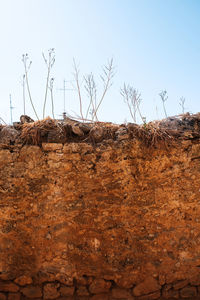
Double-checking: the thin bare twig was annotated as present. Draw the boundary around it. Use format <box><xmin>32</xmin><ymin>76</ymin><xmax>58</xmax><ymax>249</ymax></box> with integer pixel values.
<box><xmin>22</xmin><ymin>74</ymin><xmax>26</xmax><ymax>115</ymax></box>
<box><xmin>72</xmin><ymin>58</ymin><xmax>115</xmax><ymax>122</ymax></box>
<box><xmin>121</xmin><ymin>83</ymin><xmax>144</xmax><ymax>123</ymax></box>
<box><xmin>49</xmin><ymin>77</ymin><xmax>55</xmax><ymax>119</ymax></box>
<box><xmin>68</xmin><ymin>111</ymin><xmax>93</xmax><ymax>123</ymax></box>
<box><xmin>73</xmin><ymin>59</ymin><xmax>84</xmax><ymax>121</ymax></box>
<box><xmin>179</xmin><ymin>97</ymin><xmax>185</xmax><ymax>114</ymax></box>
<box><xmin>42</xmin><ymin>48</ymin><xmax>55</xmax><ymax>118</ymax></box>
<box><xmin>22</xmin><ymin>54</ymin><xmax>39</xmax><ymax>120</ymax></box>
<box><xmin>159</xmin><ymin>90</ymin><xmax>168</xmax><ymax>118</ymax></box>
<box><xmin>84</xmin><ymin>73</ymin><xmax>98</xmax><ymax>121</ymax></box>
<box><xmin>94</xmin><ymin>58</ymin><xmax>115</xmax><ymax>117</ymax></box>
<box><xmin>121</xmin><ymin>84</ymin><xmax>136</xmax><ymax>122</ymax></box>
<box><xmin>0</xmin><ymin>117</ymin><xmax>7</xmax><ymax>125</ymax></box>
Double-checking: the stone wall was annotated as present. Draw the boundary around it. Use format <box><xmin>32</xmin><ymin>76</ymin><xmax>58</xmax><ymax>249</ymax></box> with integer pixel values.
<box><xmin>0</xmin><ymin>136</ymin><xmax>200</xmax><ymax>299</ymax></box>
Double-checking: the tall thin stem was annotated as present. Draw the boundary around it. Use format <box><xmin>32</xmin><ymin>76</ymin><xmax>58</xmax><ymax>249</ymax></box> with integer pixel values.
<box><xmin>73</xmin><ymin>59</ymin><xmax>84</xmax><ymax>121</ymax></box>
<box><xmin>22</xmin><ymin>74</ymin><xmax>26</xmax><ymax>115</ymax></box>
<box><xmin>94</xmin><ymin>58</ymin><xmax>114</xmax><ymax>118</ymax></box>
<box><xmin>22</xmin><ymin>54</ymin><xmax>39</xmax><ymax>120</ymax></box>
<box><xmin>179</xmin><ymin>97</ymin><xmax>185</xmax><ymax>114</ymax></box>
<box><xmin>0</xmin><ymin>117</ymin><xmax>7</xmax><ymax>124</ymax></box>
<box><xmin>43</xmin><ymin>49</ymin><xmax>55</xmax><ymax>119</ymax></box>
<box><xmin>120</xmin><ymin>84</ymin><xmax>144</xmax><ymax>123</ymax></box>
<box><xmin>49</xmin><ymin>78</ymin><xmax>55</xmax><ymax>119</ymax></box>
<box><xmin>84</xmin><ymin>73</ymin><xmax>98</xmax><ymax>121</ymax></box>
<box><xmin>159</xmin><ymin>90</ymin><xmax>168</xmax><ymax>118</ymax></box>
<box><xmin>162</xmin><ymin>102</ymin><xmax>167</xmax><ymax>118</ymax></box>
<box><xmin>135</xmin><ymin>94</ymin><xmax>144</xmax><ymax>123</ymax></box>
<box><xmin>43</xmin><ymin>65</ymin><xmax>50</xmax><ymax>119</ymax></box>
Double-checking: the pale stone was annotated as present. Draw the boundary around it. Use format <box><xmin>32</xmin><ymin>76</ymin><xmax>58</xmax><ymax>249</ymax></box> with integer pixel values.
<box><xmin>42</xmin><ymin>143</ymin><xmax>63</xmax><ymax>151</ymax></box>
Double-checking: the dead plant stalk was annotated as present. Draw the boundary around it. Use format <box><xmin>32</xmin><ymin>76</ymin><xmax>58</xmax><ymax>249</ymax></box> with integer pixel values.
<box><xmin>73</xmin><ymin>59</ymin><xmax>84</xmax><ymax>121</ymax></box>
<box><xmin>179</xmin><ymin>97</ymin><xmax>185</xmax><ymax>114</ymax></box>
<box><xmin>0</xmin><ymin>117</ymin><xmax>7</xmax><ymax>125</ymax></box>
<box><xmin>49</xmin><ymin>78</ymin><xmax>55</xmax><ymax>119</ymax></box>
<box><xmin>121</xmin><ymin>83</ymin><xmax>144</xmax><ymax>123</ymax></box>
<box><xmin>22</xmin><ymin>54</ymin><xmax>39</xmax><ymax>120</ymax></box>
<box><xmin>94</xmin><ymin>58</ymin><xmax>114</xmax><ymax>118</ymax></box>
<box><xmin>84</xmin><ymin>73</ymin><xmax>97</xmax><ymax>121</ymax></box>
<box><xmin>159</xmin><ymin>90</ymin><xmax>168</xmax><ymax>118</ymax></box>
<box><xmin>42</xmin><ymin>48</ymin><xmax>55</xmax><ymax>119</ymax></box>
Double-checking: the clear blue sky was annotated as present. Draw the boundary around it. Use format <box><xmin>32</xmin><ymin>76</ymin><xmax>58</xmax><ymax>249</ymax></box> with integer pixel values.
<box><xmin>0</xmin><ymin>0</ymin><xmax>199</xmax><ymax>124</ymax></box>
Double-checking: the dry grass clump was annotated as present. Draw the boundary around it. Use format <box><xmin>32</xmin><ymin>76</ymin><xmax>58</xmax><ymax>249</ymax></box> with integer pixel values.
<box><xmin>20</xmin><ymin>117</ymin><xmax>117</xmax><ymax>145</ymax></box>
<box><xmin>3</xmin><ymin>112</ymin><xmax>200</xmax><ymax>147</ymax></box>
<box><xmin>127</xmin><ymin>122</ymin><xmax>173</xmax><ymax>147</ymax></box>
<box><xmin>20</xmin><ymin>117</ymin><xmax>64</xmax><ymax>145</ymax></box>
<box><xmin>127</xmin><ymin>112</ymin><xmax>200</xmax><ymax>147</ymax></box>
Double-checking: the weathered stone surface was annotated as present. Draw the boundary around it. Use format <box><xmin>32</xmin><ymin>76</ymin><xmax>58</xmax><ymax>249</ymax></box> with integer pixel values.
<box><xmin>180</xmin><ymin>286</ymin><xmax>197</xmax><ymax>298</ymax></box>
<box><xmin>42</xmin><ymin>143</ymin><xmax>63</xmax><ymax>151</ymax></box>
<box><xmin>189</xmin><ymin>274</ymin><xmax>200</xmax><ymax>285</ymax></box>
<box><xmin>71</xmin><ymin>124</ymin><xmax>84</xmax><ymax>136</ymax></box>
<box><xmin>162</xmin><ymin>286</ymin><xmax>179</xmax><ymax>299</ymax></box>
<box><xmin>0</xmin><ymin>293</ymin><xmax>6</xmax><ymax>300</ymax></box>
<box><xmin>60</xmin><ymin>285</ymin><xmax>75</xmax><ymax>296</ymax></box>
<box><xmin>132</xmin><ymin>277</ymin><xmax>160</xmax><ymax>297</ymax></box>
<box><xmin>14</xmin><ymin>275</ymin><xmax>33</xmax><ymax>286</ymax></box>
<box><xmin>115</xmin><ymin>276</ymin><xmax>137</xmax><ymax>289</ymax></box>
<box><xmin>137</xmin><ymin>291</ymin><xmax>161</xmax><ymax>299</ymax></box>
<box><xmin>173</xmin><ymin>279</ymin><xmax>189</xmax><ymax>290</ymax></box>
<box><xmin>90</xmin><ymin>294</ymin><xmax>109</xmax><ymax>300</ymax></box>
<box><xmin>75</xmin><ymin>297</ymin><xmax>90</xmax><ymax>300</ymax></box>
<box><xmin>0</xmin><ymin>126</ymin><xmax>19</xmax><ymax>144</ymax></box>
<box><xmin>35</xmin><ymin>272</ymin><xmax>56</xmax><ymax>284</ymax></box>
<box><xmin>21</xmin><ymin>286</ymin><xmax>42</xmax><ymax>298</ymax></box>
<box><xmin>55</xmin><ymin>274</ymin><xmax>73</xmax><ymax>286</ymax></box>
<box><xmin>115</xmin><ymin>127</ymin><xmax>129</xmax><ymax>141</ymax></box>
<box><xmin>20</xmin><ymin>115</ymin><xmax>34</xmax><ymax>124</ymax></box>
<box><xmin>76</xmin><ymin>286</ymin><xmax>90</xmax><ymax>296</ymax></box>
<box><xmin>57</xmin><ymin>297</ymin><xmax>75</xmax><ymax>300</ymax></box>
<box><xmin>8</xmin><ymin>292</ymin><xmax>21</xmax><ymax>300</ymax></box>
<box><xmin>111</xmin><ymin>287</ymin><xmax>132</xmax><ymax>299</ymax></box>
<box><xmin>76</xmin><ymin>277</ymin><xmax>88</xmax><ymax>286</ymax></box>
<box><xmin>0</xmin><ymin>282</ymin><xmax>19</xmax><ymax>292</ymax></box>
<box><xmin>89</xmin><ymin>126</ymin><xmax>105</xmax><ymax>142</ymax></box>
<box><xmin>89</xmin><ymin>279</ymin><xmax>111</xmax><ymax>294</ymax></box>
<box><xmin>158</xmin><ymin>274</ymin><xmax>165</xmax><ymax>286</ymax></box>
<box><xmin>43</xmin><ymin>282</ymin><xmax>60</xmax><ymax>299</ymax></box>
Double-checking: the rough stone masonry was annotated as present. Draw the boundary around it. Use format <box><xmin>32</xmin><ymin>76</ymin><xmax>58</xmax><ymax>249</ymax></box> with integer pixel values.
<box><xmin>0</xmin><ymin>116</ymin><xmax>200</xmax><ymax>299</ymax></box>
